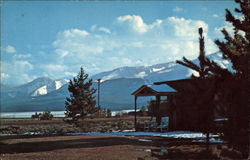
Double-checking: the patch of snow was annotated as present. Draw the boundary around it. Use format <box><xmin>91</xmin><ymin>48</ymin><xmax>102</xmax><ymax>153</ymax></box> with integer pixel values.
<box><xmin>64</xmin><ymin>79</ymin><xmax>70</xmax><ymax>83</ymax></box>
<box><xmin>214</xmin><ymin>60</ymin><xmax>227</xmax><ymax>69</ymax></box>
<box><xmin>138</xmin><ymin>139</ymin><xmax>153</xmax><ymax>142</ymax></box>
<box><xmin>158</xmin><ymin>69</ymin><xmax>172</xmax><ymax>74</ymax></box>
<box><xmin>160</xmin><ymin>131</ymin><xmax>205</xmax><ymax>139</ymax></box>
<box><xmin>135</xmin><ymin>71</ymin><xmax>147</xmax><ymax>78</ymax></box>
<box><xmin>67</xmin><ymin>131</ymin><xmax>220</xmax><ymax>139</ymax></box>
<box><xmin>111</xmin><ymin>109</ymin><xmax>134</xmax><ymax>116</ymax></box>
<box><xmin>214</xmin><ymin>118</ymin><xmax>228</xmax><ymax>121</ymax></box>
<box><xmin>192</xmin><ymin>138</ymin><xmax>225</xmax><ymax>143</ymax></box>
<box><xmin>167</xmin><ymin>63</ymin><xmax>177</xmax><ymax>68</ymax></box>
<box><xmin>187</xmin><ymin>69</ymin><xmax>199</xmax><ymax>77</ymax></box>
<box><xmin>31</xmin><ymin>85</ymin><xmax>47</xmax><ymax>96</ymax></box>
<box><xmin>152</xmin><ymin>67</ymin><xmax>165</xmax><ymax>72</ymax></box>
<box><xmin>222</xmin><ymin>60</ymin><xmax>230</xmax><ymax>65</ymax></box>
<box><xmin>55</xmin><ymin>81</ymin><xmax>63</xmax><ymax>90</ymax></box>
<box><xmin>101</xmin><ymin>72</ymin><xmax>118</xmax><ymax>82</ymax></box>
<box><xmin>210</xmin><ymin>138</ymin><xmax>225</xmax><ymax>143</ymax></box>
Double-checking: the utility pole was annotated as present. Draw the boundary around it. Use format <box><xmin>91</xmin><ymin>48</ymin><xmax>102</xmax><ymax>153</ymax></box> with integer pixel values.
<box><xmin>97</xmin><ymin>79</ymin><xmax>101</xmax><ymax>108</ymax></box>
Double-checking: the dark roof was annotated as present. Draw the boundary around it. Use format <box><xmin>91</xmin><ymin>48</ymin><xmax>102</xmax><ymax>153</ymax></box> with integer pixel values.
<box><xmin>148</xmin><ymin>84</ymin><xmax>177</xmax><ymax>93</ymax></box>
<box><xmin>132</xmin><ymin>84</ymin><xmax>177</xmax><ymax>97</ymax></box>
<box><xmin>154</xmin><ymin>78</ymin><xmax>215</xmax><ymax>93</ymax></box>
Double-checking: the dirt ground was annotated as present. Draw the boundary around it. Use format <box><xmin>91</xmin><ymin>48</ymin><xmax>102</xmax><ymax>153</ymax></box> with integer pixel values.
<box><xmin>0</xmin><ymin>134</ymin><xmax>246</xmax><ymax>160</ymax></box>
<box><xmin>0</xmin><ymin>135</ymin><xmax>155</xmax><ymax>160</ymax></box>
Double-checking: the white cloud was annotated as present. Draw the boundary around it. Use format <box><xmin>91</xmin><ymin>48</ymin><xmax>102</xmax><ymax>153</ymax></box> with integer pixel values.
<box><xmin>64</xmin><ymin>72</ymin><xmax>77</xmax><ymax>77</ymax></box>
<box><xmin>98</xmin><ymin>27</ymin><xmax>111</xmax><ymax>34</ymax></box>
<box><xmin>44</xmin><ymin>64</ymin><xmax>67</xmax><ymax>72</ymax></box>
<box><xmin>5</xmin><ymin>45</ymin><xmax>16</xmax><ymax>53</ymax></box>
<box><xmin>167</xmin><ymin>17</ymin><xmax>208</xmax><ymax>39</ymax></box>
<box><xmin>13</xmin><ymin>54</ymin><xmax>32</xmax><ymax>59</ymax></box>
<box><xmin>117</xmin><ymin>15</ymin><xmax>149</xmax><ymax>34</ymax></box>
<box><xmin>173</xmin><ymin>7</ymin><xmax>183</xmax><ymax>13</ymax></box>
<box><xmin>61</xmin><ymin>29</ymin><xmax>89</xmax><ymax>38</ymax></box>
<box><xmin>215</xmin><ymin>20</ymin><xmax>245</xmax><ymax>39</ymax></box>
<box><xmin>212</xmin><ymin>14</ymin><xmax>219</xmax><ymax>18</ymax></box>
<box><xmin>15</xmin><ymin>60</ymin><xmax>33</xmax><ymax>70</ymax></box>
<box><xmin>50</xmin><ymin>15</ymin><xmax>217</xmax><ymax>77</ymax></box>
<box><xmin>1</xmin><ymin>73</ymin><xmax>9</xmax><ymax>79</ymax></box>
<box><xmin>91</xmin><ymin>25</ymin><xmax>111</xmax><ymax>34</ymax></box>
<box><xmin>2</xmin><ymin>15</ymin><xmax>221</xmax><ymax>84</ymax></box>
<box><xmin>1</xmin><ymin>60</ymin><xmax>34</xmax><ymax>84</ymax></box>
<box><xmin>214</xmin><ymin>22</ymin><xmax>234</xmax><ymax>38</ymax></box>
<box><xmin>55</xmin><ymin>49</ymin><xmax>70</xmax><ymax>58</ymax></box>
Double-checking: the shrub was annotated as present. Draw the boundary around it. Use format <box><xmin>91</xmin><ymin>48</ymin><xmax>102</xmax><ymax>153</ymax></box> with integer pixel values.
<box><xmin>40</xmin><ymin>110</ymin><xmax>53</xmax><ymax>120</ymax></box>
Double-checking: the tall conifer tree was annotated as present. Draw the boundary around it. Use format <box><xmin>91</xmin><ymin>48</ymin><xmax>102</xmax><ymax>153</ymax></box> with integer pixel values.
<box><xmin>65</xmin><ymin>67</ymin><xmax>98</xmax><ymax>123</ymax></box>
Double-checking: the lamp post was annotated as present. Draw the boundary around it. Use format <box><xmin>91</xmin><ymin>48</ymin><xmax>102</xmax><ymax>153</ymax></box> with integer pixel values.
<box><xmin>97</xmin><ymin>79</ymin><xmax>101</xmax><ymax>108</ymax></box>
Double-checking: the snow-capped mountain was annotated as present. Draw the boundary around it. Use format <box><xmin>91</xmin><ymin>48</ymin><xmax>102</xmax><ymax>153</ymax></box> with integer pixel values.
<box><xmin>91</xmin><ymin>52</ymin><xmax>231</xmax><ymax>83</ymax></box>
<box><xmin>1</xmin><ymin>52</ymin><xmax>232</xmax><ymax>112</ymax></box>
<box><xmin>30</xmin><ymin>79</ymin><xmax>68</xmax><ymax>97</ymax></box>
<box><xmin>91</xmin><ymin>62</ymin><xmax>178</xmax><ymax>83</ymax></box>
<box><xmin>2</xmin><ymin>77</ymin><xmax>69</xmax><ymax>98</ymax></box>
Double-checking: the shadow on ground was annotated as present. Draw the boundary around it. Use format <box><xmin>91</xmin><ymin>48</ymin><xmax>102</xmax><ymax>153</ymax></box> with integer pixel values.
<box><xmin>0</xmin><ymin>136</ymin><xmax>152</xmax><ymax>154</ymax></box>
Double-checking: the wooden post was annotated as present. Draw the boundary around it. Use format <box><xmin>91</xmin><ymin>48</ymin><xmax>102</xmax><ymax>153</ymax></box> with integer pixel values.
<box><xmin>134</xmin><ymin>96</ymin><xmax>137</xmax><ymax>131</ymax></box>
<box><xmin>155</xmin><ymin>95</ymin><xmax>161</xmax><ymax>125</ymax></box>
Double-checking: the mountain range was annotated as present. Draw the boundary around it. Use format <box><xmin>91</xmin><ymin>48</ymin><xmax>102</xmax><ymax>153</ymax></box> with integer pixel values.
<box><xmin>0</xmin><ymin>52</ymin><xmax>231</xmax><ymax>112</ymax></box>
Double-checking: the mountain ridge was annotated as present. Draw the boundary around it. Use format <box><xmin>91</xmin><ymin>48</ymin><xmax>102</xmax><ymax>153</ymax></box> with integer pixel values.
<box><xmin>1</xmin><ymin>52</ymin><xmax>232</xmax><ymax>112</ymax></box>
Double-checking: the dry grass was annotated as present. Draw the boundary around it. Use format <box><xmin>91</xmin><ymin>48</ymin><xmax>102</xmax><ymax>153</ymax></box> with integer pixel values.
<box><xmin>0</xmin><ymin>116</ymin><xmax>150</xmax><ymax>135</ymax></box>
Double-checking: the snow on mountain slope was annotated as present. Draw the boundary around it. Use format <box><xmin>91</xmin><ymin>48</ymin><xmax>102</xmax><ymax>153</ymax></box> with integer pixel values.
<box><xmin>91</xmin><ymin>61</ymin><xmax>183</xmax><ymax>83</ymax></box>
<box><xmin>1</xmin><ymin>52</ymin><xmax>233</xmax><ymax>112</ymax></box>
<box><xmin>30</xmin><ymin>79</ymin><xmax>68</xmax><ymax>97</ymax></box>
<box><xmin>31</xmin><ymin>85</ymin><xmax>48</xmax><ymax>96</ymax></box>
<box><xmin>91</xmin><ymin>52</ymin><xmax>232</xmax><ymax>83</ymax></box>
<box><xmin>2</xmin><ymin>77</ymin><xmax>69</xmax><ymax>98</ymax></box>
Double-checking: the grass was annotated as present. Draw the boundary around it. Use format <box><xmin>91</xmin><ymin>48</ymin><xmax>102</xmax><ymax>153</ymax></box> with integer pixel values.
<box><xmin>0</xmin><ymin>116</ymin><xmax>150</xmax><ymax>135</ymax></box>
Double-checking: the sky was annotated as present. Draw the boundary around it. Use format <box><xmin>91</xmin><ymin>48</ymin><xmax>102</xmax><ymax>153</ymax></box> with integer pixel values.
<box><xmin>1</xmin><ymin>0</ymin><xmax>237</xmax><ymax>85</ymax></box>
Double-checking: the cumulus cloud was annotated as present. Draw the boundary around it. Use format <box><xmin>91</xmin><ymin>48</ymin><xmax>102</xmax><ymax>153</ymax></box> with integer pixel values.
<box><xmin>4</xmin><ymin>45</ymin><xmax>16</xmax><ymax>53</ymax></box>
<box><xmin>13</xmin><ymin>54</ymin><xmax>32</xmax><ymax>59</ymax></box>
<box><xmin>214</xmin><ymin>22</ymin><xmax>234</xmax><ymax>38</ymax></box>
<box><xmin>44</xmin><ymin>64</ymin><xmax>67</xmax><ymax>71</ymax></box>
<box><xmin>117</xmin><ymin>15</ymin><xmax>149</xmax><ymax>34</ymax></box>
<box><xmin>64</xmin><ymin>71</ymin><xmax>77</xmax><ymax>77</ymax></box>
<box><xmin>1</xmin><ymin>73</ymin><xmax>10</xmax><ymax>79</ymax></box>
<box><xmin>98</xmin><ymin>27</ymin><xmax>111</xmax><ymax>34</ymax></box>
<box><xmin>1</xmin><ymin>60</ymin><xmax>34</xmax><ymax>84</ymax></box>
<box><xmin>3</xmin><ymin>15</ymin><xmax>218</xmax><ymax>84</ymax></box>
<box><xmin>51</xmin><ymin>15</ymin><xmax>217</xmax><ymax>76</ymax></box>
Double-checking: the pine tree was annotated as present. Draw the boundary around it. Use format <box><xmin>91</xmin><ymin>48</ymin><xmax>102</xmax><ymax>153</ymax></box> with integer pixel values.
<box><xmin>176</xmin><ymin>0</ymin><xmax>249</xmax><ymax>154</ymax></box>
<box><xmin>213</xmin><ymin>0</ymin><xmax>249</xmax><ymax>149</ymax></box>
<box><xmin>65</xmin><ymin>67</ymin><xmax>98</xmax><ymax>124</ymax></box>
<box><xmin>215</xmin><ymin>0</ymin><xmax>250</xmax><ymax>79</ymax></box>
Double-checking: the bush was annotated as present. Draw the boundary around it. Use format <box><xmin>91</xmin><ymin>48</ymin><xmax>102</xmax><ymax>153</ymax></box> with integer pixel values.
<box><xmin>40</xmin><ymin>110</ymin><xmax>53</xmax><ymax>120</ymax></box>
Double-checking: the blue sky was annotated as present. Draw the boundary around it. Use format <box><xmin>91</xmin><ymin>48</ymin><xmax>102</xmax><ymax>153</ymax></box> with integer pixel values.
<box><xmin>1</xmin><ymin>1</ymin><xmax>237</xmax><ymax>85</ymax></box>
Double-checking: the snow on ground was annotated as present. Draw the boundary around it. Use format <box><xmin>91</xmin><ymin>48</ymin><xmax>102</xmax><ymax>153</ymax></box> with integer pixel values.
<box><xmin>67</xmin><ymin>131</ymin><xmax>224</xmax><ymax>143</ymax></box>
<box><xmin>192</xmin><ymin>138</ymin><xmax>225</xmax><ymax>143</ymax></box>
<box><xmin>68</xmin><ymin>131</ymin><xmax>219</xmax><ymax>139</ymax></box>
